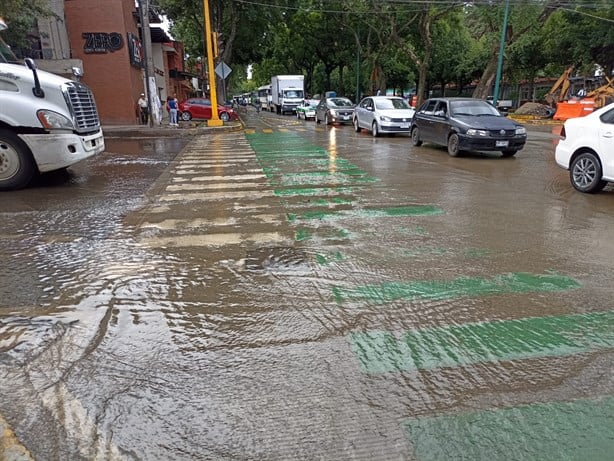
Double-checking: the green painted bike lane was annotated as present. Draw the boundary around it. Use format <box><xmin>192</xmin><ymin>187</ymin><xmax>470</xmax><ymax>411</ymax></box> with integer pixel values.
<box><xmin>246</xmin><ymin>131</ymin><xmax>443</xmax><ymax>244</ymax></box>
<box><xmin>246</xmin><ymin>131</ymin><xmax>613</xmax><ymax>459</ymax></box>
<box><xmin>405</xmin><ymin>395</ymin><xmax>614</xmax><ymax>461</ymax></box>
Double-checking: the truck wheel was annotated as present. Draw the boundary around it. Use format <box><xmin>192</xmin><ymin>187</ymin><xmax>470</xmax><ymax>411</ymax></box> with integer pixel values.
<box><xmin>0</xmin><ymin>129</ymin><xmax>38</xmax><ymax>190</ymax></box>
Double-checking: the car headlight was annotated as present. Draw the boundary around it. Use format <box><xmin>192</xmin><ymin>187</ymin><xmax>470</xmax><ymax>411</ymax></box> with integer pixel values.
<box><xmin>330</xmin><ymin>110</ymin><xmax>337</xmax><ymax>117</ymax></box>
<box><xmin>515</xmin><ymin>126</ymin><xmax>527</xmax><ymax>135</ymax></box>
<box><xmin>466</xmin><ymin>128</ymin><xmax>489</xmax><ymax>136</ymax></box>
<box><xmin>37</xmin><ymin>110</ymin><xmax>74</xmax><ymax>130</ymax></box>
<box><xmin>379</xmin><ymin>115</ymin><xmax>392</xmax><ymax>122</ymax></box>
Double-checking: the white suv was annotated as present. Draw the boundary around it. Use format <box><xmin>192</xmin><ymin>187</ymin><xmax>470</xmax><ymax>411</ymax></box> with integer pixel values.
<box><xmin>555</xmin><ymin>102</ymin><xmax>614</xmax><ymax>193</ymax></box>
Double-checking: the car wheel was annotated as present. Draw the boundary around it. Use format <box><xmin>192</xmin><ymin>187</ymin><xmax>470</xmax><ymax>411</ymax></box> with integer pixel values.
<box><xmin>372</xmin><ymin>121</ymin><xmax>379</xmax><ymax>137</ymax></box>
<box><xmin>354</xmin><ymin>118</ymin><xmax>361</xmax><ymax>132</ymax></box>
<box><xmin>181</xmin><ymin>111</ymin><xmax>192</xmax><ymax>121</ymax></box>
<box><xmin>570</xmin><ymin>151</ymin><xmax>607</xmax><ymax>193</ymax></box>
<box><xmin>220</xmin><ymin>112</ymin><xmax>230</xmax><ymax>122</ymax></box>
<box><xmin>501</xmin><ymin>150</ymin><xmax>517</xmax><ymax>157</ymax></box>
<box><xmin>411</xmin><ymin>127</ymin><xmax>422</xmax><ymax>146</ymax></box>
<box><xmin>447</xmin><ymin>133</ymin><xmax>460</xmax><ymax>157</ymax></box>
<box><xmin>0</xmin><ymin>128</ymin><xmax>38</xmax><ymax>190</ymax></box>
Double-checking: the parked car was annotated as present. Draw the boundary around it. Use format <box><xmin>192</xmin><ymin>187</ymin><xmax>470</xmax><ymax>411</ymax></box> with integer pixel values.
<box><xmin>353</xmin><ymin>96</ymin><xmax>415</xmax><ymax>137</ymax></box>
<box><xmin>315</xmin><ymin>97</ymin><xmax>355</xmax><ymax>125</ymax></box>
<box><xmin>410</xmin><ymin>97</ymin><xmax>527</xmax><ymax>157</ymax></box>
<box><xmin>555</xmin><ymin>102</ymin><xmax>614</xmax><ymax>193</ymax></box>
<box><xmin>296</xmin><ymin>100</ymin><xmax>318</xmax><ymax>120</ymax></box>
<box><xmin>178</xmin><ymin>98</ymin><xmax>239</xmax><ymax>122</ymax></box>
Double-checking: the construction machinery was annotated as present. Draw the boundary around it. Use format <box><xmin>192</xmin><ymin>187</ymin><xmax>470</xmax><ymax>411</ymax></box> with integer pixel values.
<box><xmin>544</xmin><ymin>66</ymin><xmax>574</xmax><ymax>107</ymax></box>
<box><xmin>586</xmin><ymin>76</ymin><xmax>614</xmax><ymax>108</ymax></box>
<box><xmin>544</xmin><ymin>66</ymin><xmax>614</xmax><ymax>120</ymax></box>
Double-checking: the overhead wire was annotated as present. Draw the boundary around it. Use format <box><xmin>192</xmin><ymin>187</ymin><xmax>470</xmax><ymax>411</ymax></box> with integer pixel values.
<box><xmin>232</xmin><ymin>0</ymin><xmax>614</xmax><ymax>20</ymax></box>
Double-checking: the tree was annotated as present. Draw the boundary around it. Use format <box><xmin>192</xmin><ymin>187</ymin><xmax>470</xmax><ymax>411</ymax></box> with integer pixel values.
<box><xmin>0</xmin><ymin>0</ymin><xmax>50</xmax><ymax>54</ymax></box>
<box><xmin>468</xmin><ymin>0</ymin><xmax>559</xmax><ymax>99</ymax></box>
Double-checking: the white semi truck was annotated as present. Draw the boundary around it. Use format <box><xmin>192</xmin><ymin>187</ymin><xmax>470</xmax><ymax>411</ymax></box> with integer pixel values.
<box><xmin>271</xmin><ymin>75</ymin><xmax>304</xmax><ymax>115</ymax></box>
<box><xmin>0</xmin><ymin>23</ymin><xmax>105</xmax><ymax>190</ymax></box>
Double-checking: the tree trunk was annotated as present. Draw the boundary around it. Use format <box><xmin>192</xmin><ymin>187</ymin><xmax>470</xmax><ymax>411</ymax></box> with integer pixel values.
<box><xmin>472</xmin><ymin>53</ymin><xmax>498</xmax><ymax>99</ymax></box>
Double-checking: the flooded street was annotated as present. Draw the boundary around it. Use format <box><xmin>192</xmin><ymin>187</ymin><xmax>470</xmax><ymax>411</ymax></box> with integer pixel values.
<box><xmin>1</xmin><ymin>110</ymin><xmax>613</xmax><ymax>460</ymax></box>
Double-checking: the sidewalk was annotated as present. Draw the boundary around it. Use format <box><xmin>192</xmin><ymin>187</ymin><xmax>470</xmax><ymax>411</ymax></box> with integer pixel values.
<box><xmin>102</xmin><ymin>119</ymin><xmax>244</xmax><ymax>138</ymax></box>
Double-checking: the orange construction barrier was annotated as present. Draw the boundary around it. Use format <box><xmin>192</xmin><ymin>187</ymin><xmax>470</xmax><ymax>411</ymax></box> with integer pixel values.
<box><xmin>553</xmin><ymin>98</ymin><xmax>595</xmax><ymax>121</ymax></box>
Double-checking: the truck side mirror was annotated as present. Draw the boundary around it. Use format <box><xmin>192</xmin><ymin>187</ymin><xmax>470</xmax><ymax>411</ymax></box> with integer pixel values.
<box><xmin>24</xmin><ymin>58</ymin><xmax>45</xmax><ymax>98</ymax></box>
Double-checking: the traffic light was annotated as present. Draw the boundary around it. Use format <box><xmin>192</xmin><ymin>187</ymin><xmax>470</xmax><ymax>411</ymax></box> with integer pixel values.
<box><xmin>211</xmin><ymin>32</ymin><xmax>223</xmax><ymax>59</ymax></box>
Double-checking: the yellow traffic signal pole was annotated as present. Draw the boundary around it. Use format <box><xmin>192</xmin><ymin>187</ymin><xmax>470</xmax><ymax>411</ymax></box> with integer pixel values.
<box><xmin>203</xmin><ymin>0</ymin><xmax>223</xmax><ymax>126</ymax></box>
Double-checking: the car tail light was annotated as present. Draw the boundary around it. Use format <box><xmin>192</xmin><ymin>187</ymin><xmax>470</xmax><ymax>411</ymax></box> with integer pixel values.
<box><xmin>559</xmin><ymin>125</ymin><xmax>566</xmax><ymax>140</ymax></box>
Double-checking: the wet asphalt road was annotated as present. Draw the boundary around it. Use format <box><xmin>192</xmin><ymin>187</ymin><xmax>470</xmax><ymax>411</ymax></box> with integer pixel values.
<box><xmin>1</xmin><ymin>108</ymin><xmax>613</xmax><ymax>460</ymax></box>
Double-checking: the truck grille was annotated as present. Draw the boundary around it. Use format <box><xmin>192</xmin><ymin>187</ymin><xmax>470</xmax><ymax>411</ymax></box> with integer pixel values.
<box><xmin>64</xmin><ymin>82</ymin><xmax>101</xmax><ymax>133</ymax></box>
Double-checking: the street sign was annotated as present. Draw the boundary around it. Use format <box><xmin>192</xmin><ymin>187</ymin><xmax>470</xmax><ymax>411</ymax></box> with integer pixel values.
<box><xmin>215</xmin><ymin>62</ymin><xmax>232</xmax><ymax>79</ymax></box>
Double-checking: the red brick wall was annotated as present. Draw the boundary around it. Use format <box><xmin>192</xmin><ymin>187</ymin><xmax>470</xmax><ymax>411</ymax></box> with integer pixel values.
<box><xmin>65</xmin><ymin>0</ymin><xmax>144</xmax><ymax>124</ymax></box>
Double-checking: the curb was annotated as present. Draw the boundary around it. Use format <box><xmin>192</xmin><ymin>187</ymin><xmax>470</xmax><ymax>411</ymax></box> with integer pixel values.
<box><xmin>102</xmin><ymin>120</ymin><xmax>245</xmax><ymax>138</ymax></box>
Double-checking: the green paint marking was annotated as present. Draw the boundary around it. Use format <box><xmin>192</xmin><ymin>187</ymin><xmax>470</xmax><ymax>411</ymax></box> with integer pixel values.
<box><xmin>271</xmin><ymin>173</ymin><xmax>377</xmax><ymax>187</ymax></box>
<box><xmin>334</xmin><ymin>272</ymin><xmax>580</xmax><ymax>305</ymax></box>
<box><xmin>274</xmin><ymin>186</ymin><xmax>358</xmax><ymax>197</ymax></box>
<box><xmin>404</xmin><ymin>396</ymin><xmax>614</xmax><ymax>461</ymax></box>
<box><xmin>348</xmin><ymin>310</ymin><xmax>612</xmax><ymax>373</ymax></box>
<box><xmin>295</xmin><ymin>228</ymin><xmax>312</xmax><ymax>241</ymax></box>
<box><xmin>314</xmin><ymin>251</ymin><xmax>346</xmax><ymax>266</ymax></box>
<box><xmin>288</xmin><ymin>205</ymin><xmax>444</xmax><ymax>222</ymax></box>
<box><xmin>293</xmin><ymin>197</ymin><xmax>353</xmax><ymax>207</ymax></box>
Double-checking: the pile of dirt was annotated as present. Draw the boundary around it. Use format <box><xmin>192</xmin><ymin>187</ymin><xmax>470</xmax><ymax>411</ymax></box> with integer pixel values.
<box><xmin>514</xmin><ymin>102</ymin><xmax>555</xmax><ymax>117</ymax></box>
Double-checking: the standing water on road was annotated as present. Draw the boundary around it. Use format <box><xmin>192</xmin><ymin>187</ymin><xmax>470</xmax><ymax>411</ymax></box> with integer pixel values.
<box><xmin>1</xmin><ymin>114</ymin><xmax>613</xmax><ymax>460</ymax></box>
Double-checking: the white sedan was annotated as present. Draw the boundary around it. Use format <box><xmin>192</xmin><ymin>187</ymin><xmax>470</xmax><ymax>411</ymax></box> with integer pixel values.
<box><xmin>555</xmin><ymin>102</ymin><xmax>614</xmax><ymax>193</ymax></box>
<box><xmin>353</xmin><ymin>96</ymin><xmax>415</xmax><ymax>137</ymax></box>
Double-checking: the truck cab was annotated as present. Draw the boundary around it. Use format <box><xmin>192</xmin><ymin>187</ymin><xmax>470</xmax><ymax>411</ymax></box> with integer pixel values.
<box><xmin>0</xmin><ymin>22</ymin><xmax>105</xmax><ymax>190</ymax></box>
<box><xmin>271</xmin><ymin>75</ymin><xmax>305</xmax><ymax>115</ymax></box>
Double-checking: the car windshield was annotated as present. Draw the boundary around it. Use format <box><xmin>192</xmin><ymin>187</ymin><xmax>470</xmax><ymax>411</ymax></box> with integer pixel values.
<box><xmin>375</xmin><ymin>98</ymin><xmax>411</xmax><ymax>110</ymax></box>
<box><xmin>284</xmin><ymin>90</ymin><xmax>304</xmax><ymax>98</ymax></box>
<box><xmin>329</xmin><ymin>98</ymin><xmax>353</xmax><ymax>107</ymax></box>
<box><xmin>450</xmin><ymin>100</ymin><xmax>499</xmax><ymax>116</ymax></box>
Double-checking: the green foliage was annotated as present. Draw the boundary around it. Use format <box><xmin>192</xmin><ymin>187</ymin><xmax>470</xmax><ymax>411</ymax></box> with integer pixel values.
<box><xmin>0</xmin><ymin>0</ymin><xmax>50</xmax><ymax>53</ymax></box>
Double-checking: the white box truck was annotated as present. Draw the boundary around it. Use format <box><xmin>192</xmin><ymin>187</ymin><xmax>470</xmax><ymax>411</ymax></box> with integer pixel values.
<box><xmin>0</xmin><ymin>24</ymin><xmax>105</xmax><ymax>190</ymax></box>
<box><xmin>271</xmin><ymin>75</ymin><xmax>304</xmax><ymax>115</ymax></box>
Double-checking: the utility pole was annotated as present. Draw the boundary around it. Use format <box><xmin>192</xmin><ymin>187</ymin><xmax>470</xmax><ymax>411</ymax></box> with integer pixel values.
<box><xmin>493</xmin><ymin>0</ymin><xmax>510</xmax><ymax>109</ymax></box>
<box><xmin>203</xmin><ymin>0</ymin><xmax>222</xmax><ymax>126</ymax></box>
<box><xmin>138</xmin><ymin>0</ymin><xmax>155</xmax><ymax>127</ymax></box>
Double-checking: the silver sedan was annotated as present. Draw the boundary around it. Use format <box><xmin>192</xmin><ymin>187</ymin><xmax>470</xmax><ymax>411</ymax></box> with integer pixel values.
<box><xmin>353</xmin><ymin>96</ymin><xmax>415</xmax><ymax>137</ymax></box>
